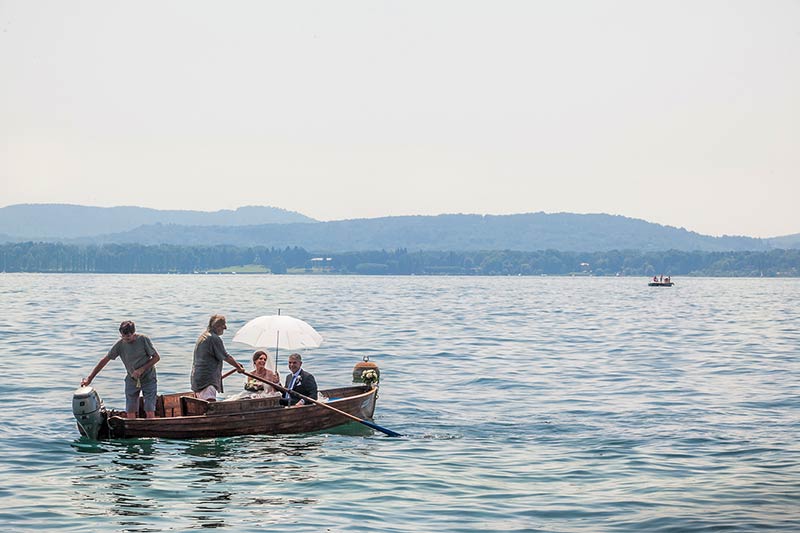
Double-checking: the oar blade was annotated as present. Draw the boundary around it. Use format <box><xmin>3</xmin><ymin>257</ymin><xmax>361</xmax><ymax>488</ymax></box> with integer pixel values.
<box><xmin>361</xmin><ymin>419</ymin><xmax>403</xmax><ymax>438</ymax></box>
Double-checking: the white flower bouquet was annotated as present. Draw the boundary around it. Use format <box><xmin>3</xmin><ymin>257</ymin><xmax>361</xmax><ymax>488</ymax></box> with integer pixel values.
<box><xmin>361</xmin><ymin>369</ymin><xmax>379</xmax><ymax>384</ymax></box>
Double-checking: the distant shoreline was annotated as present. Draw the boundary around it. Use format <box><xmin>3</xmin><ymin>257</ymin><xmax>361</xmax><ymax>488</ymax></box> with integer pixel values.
<box><xmin>2</xmin><ymin>242</ymin><xmax>799</xmax><ymax>277</ymax></box>
<box><xmin>3</xmin><ymin>272</ymin><xmax>796</xmax><ymax>278</ymax></box>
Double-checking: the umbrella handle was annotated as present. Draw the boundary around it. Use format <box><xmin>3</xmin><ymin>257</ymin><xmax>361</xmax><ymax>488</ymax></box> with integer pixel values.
<box><xmin>241</xmin><ymin>371</ymin><xmax>401</xmax><ymax>437</ymax></box>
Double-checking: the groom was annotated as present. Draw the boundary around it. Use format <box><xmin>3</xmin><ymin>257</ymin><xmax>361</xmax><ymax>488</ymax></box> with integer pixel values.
<box><xmin>280</xmin><ymin>353</ymin><xmax>318</xmax><ymax>407</ymax></box>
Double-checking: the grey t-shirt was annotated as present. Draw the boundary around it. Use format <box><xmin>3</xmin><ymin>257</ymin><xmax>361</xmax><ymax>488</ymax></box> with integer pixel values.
<box><xmin>107</xmin><ymin>334</ymin><xmax>158</xmax><ymax>381</ymax></box>
<box><xmin>190</xmin><ymin>331</ymin><xmax>230</xmax><ymax>392</ymax></box>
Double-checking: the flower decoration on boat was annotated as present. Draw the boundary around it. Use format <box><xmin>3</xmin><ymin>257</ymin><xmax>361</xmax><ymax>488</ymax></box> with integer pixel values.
<box><xmin>361</xmin><ymin>369</ymin><xmax>379</xmax><ymax>385</ymax></box>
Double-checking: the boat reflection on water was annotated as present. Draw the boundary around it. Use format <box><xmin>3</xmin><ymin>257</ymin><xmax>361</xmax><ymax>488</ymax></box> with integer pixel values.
<box><xmin>70</xmin><ymin>439</ymin><xmax>159</xmax><ymax>524</ymax></box>
<box><xmin>178</xmin><ymin>437</ymin><xmax>325</xmax><ymax>528</ymax></box>
<box><xmin>69</xmin><ymin>435</ymin><xmax>330</xmax><ymax>530</ymax></box>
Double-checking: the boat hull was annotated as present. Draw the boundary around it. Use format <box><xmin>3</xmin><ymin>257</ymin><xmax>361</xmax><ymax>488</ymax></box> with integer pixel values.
<box><xmin>648</xmin><ymin>282</ymin><xmax>674</xmax><ymax>287</ymax></box>
<box><xmin>82</xmin><ymin>385</ymin><xmax>377</xmax><ymax>439</ymax></box>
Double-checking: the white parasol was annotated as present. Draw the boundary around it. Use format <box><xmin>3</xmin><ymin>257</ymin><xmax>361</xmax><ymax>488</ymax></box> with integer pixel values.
<box><xmin>232</xmin><ymin>314</ymin><xmax>323</xmax><ymax>370</ymax></box>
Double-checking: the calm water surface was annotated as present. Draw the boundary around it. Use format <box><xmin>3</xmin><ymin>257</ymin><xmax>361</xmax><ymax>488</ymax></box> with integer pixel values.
<box><xmin>0</xmin><ymin>274</ymin><xmax>798</xmax><ymax>532</ymax></box>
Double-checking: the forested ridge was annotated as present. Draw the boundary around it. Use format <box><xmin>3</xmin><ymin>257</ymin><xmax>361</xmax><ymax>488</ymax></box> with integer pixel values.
<box><xmin>6</xmin><ymin>207</ymin><xmax>792</xmax><ymax>252</ymax></box>
<box><xmin>2</xmin><ymin>242</ymin><xmax>799</xmax><ymax>277</ymax></box>
<box><xmin>0</xmin><ymin>204</ymin><xmax>314</xmax><ymax>239</ymax></box>
<box><xmin>69</xmin><ymin>213</ymin><xmax>773</xmax><ymax>252</ymax></box>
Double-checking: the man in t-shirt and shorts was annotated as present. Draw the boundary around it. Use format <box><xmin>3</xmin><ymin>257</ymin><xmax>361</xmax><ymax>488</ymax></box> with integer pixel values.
<box><xmin>190</xmin><ymin>314</ymin><xmax>244</xmax><ymax>400</ymax></box>
<box><xmin>81</xmin><ymin>320</ymin><xmax>161</xmax><ymax>418</ymax></box>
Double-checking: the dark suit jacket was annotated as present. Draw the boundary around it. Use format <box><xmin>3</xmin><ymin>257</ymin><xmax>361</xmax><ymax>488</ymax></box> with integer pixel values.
<box><xmin>281</xmin><ymin>368</ymin><xmax>318</xmax><ymax>406</ymax></box>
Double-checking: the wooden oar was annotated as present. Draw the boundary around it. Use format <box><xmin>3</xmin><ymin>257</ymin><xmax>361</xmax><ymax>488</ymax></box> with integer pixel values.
<box><xmin>242</xmin><ymin>370</ymin><xmax>402</xmax><ymax>437</ymax></box>
<box><xmin>221</xmin><ymin>368</ymin><xmax>239</xmax><ymax>380</ymax></box>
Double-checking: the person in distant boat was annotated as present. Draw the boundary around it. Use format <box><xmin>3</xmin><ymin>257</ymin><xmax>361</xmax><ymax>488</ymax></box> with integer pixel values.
<box><xmin>280</xmin><ymin>353</ymin><xmax>318</xmax><ymax>407</ymax></box>
<box><xmin>653</xmin><ymin>276</ymin><xmax>658</xmax><ymax>282</ymax></box>
<box><xmin>244</xmin><ymin>350</ymin><xmax>280</xmax><ymax>395</ymax></box>
<box><xmin>80</xmin><ymin>320</ymin><xmax>161</xmax><ymax>419</ymax></box>
<box><xmin>190</xmin><ymin>314</ymin><xmax>245</xmax><ymax>401</ymax></box>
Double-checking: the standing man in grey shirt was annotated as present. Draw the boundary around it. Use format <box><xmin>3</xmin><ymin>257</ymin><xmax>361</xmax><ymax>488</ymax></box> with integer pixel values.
<box><xmin>191</xmin><ymin>314</ymin><xmax>244</xmax><ymax>400</ymax></box>
<box><xmin>81</xmin><ymin>320</ymin><xmax>161</xmax><ymax>419</ymax></box>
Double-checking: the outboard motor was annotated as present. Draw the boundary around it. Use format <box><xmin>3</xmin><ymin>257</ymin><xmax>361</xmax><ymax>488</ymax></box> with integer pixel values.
<box><xmin>73</xmin><ymin>386</ymin><xmax>107</xmax><ymax>440</ymax></box>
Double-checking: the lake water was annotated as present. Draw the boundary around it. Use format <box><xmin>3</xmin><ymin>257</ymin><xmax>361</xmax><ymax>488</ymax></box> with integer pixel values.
<box><xmin>0</xmin><ymin>274</ymin><xmax>798</xmax><ymax>532</ymax></box>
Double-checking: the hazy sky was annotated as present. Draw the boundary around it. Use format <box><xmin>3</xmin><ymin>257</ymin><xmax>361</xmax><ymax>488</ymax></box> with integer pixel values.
<box><xmin>1</xmin><ymin>1</ymin><xmax>798</xmax><ymax>237</ymax></box>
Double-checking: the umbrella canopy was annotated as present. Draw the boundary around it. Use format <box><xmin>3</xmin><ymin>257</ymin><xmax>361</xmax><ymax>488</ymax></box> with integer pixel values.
<box><xmin>232</xmin><ymin>315</ymin><xmax>323</xmax><ymax>352</ymax></box>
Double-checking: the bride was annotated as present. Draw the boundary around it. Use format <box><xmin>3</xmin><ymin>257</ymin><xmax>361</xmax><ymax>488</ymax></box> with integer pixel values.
<box><xmin>226</xmin><ymin>351</ymin><xmax>281</xmax><ymax>401</ymax></box>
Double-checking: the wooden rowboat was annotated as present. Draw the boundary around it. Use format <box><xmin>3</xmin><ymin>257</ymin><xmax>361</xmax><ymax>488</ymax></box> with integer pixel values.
<box><xmin>75</xmin><ymin>385</ymin><xmax>377</xmax><ymax>440</ymax></box>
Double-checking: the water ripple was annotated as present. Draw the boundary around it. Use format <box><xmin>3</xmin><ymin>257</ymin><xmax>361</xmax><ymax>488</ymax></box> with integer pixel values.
<box><xmin>0</xmin><ymin>274</ymin><xmax>799</xmax><ymax>531</ymax></box>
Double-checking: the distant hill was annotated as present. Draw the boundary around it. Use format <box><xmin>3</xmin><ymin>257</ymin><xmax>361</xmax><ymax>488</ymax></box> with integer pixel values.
<box><xmin>75</xmin><ymin>212</ymin><xmax>773</xmax><ymax>252</ymax></box>
<box><xmin>5</xmin><ymin>204</ymin><xmax>796</xmax><ymax>252</ymax></box>
<box><xmin>767</xmin><ymin>233</ymin><xmax>800</xmax><ymax>249</ymax></box>
<box><xmin>0</xmin><ymin>204</ymin><xmax>316</xmax><ymax>239</ymax></box>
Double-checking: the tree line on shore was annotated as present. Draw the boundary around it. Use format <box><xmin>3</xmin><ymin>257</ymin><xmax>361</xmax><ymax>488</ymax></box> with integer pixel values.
<box><xmin>1</xmin><ymin>242</ymin><xmax>799</xmax><ymax>277</ymax></box>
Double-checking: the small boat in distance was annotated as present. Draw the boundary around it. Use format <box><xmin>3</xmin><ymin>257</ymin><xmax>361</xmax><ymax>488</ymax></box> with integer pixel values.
<box><xmin>649</xmin><ymin>275</ymin><xmax>674</xmax><ymax>287</ymax></box>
